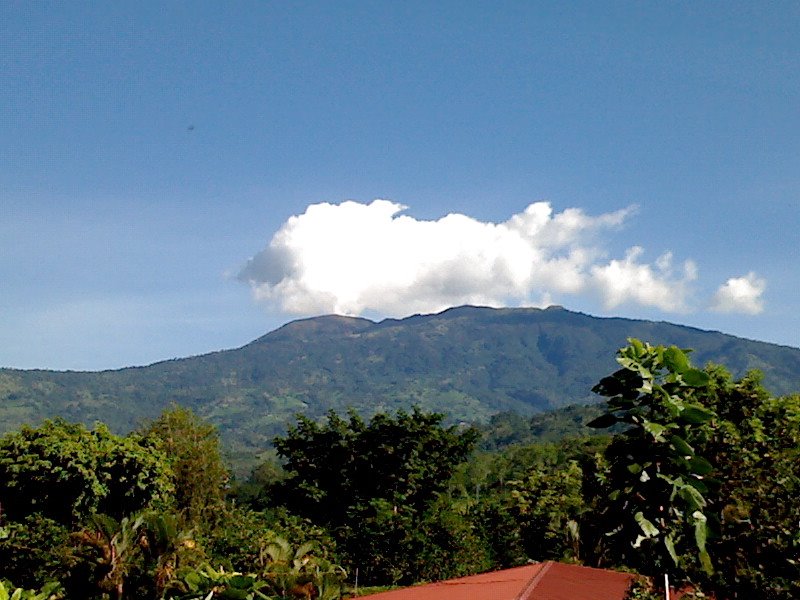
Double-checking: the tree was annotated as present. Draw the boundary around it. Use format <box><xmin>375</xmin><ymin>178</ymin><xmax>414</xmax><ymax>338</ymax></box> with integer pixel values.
<box><xmin>697</xmin><ymin>369</ymin><xmax>800</xmax><ymax>598</ymax></box>
<box><xmin>0</xmin><ymin>514</ymin><xmax>70</xmax><ymax>590</ymax></box>
<box><xmin>274</xmin><ymin>408</ymin><xmax>477</xmax><ymax>526</ymax></box>
<box><xmin>458</xmin><ymin>437</ymin><xmax>608</xmax><ymax>570</ymax></box>
<box><xmin>138</xmin><ymin>510</ymin><xmax>206</xmax><ymax>598</ymax></box>
<box><xmin>0</xmin><ymin>420</ymin><xmax>173</xmax><ymax>525</ymax></box>
<box><xmin>508</xmin><ymin>458</ymin><xmax>585</xmax><ymax>561</ymax></box>
<box><xmin>582</xmin><ymin>341</ymin><xmax>800</xmax><ymax>597</ymax></box>
<box><xmin>258</xmin><ymin>536</ymin><xmax>346</xmax><ymax>599</ymax></box>
<box><xmin>272</xmin><ymin>408</ymin><xmax>478</xmax><ymax>584</ymax></box>
<box><xmin>588</xmin><ymin>339</ymin><xmax>716</xmax><ymax>577</ymax></box>
<box><xmin>139</xmin><ymin>407</ymin><xmax>229</xmax><ymax>526</ymax></box>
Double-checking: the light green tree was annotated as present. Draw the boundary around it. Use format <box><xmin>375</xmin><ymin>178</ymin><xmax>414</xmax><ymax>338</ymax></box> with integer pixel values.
<box><xmin>140</xmin><ymin>407</ymin><xmax>229</xmax><ymax>526</ymax></box>
<box><xmin>0</xmin><ymin>419</ymin><xmax>173</xmax><ymax>525</ymax></box>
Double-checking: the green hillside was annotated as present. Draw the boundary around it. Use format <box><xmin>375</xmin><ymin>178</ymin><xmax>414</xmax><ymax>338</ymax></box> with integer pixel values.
<box><xmin>2</xmin><ymin>305</ymin><xmax>800</xmax><ymax>463</ymax></box>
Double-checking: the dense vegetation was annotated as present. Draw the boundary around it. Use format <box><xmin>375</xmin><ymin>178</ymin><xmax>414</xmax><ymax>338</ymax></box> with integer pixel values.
<box><xmin>3</xmin><ymin>306</ymin><xmax>800</xmax><ymax>474</ymax></box>
<box><xmin>1</xmin><ymin>340</ymin><xmax>798</xmax><ymax>598</ymax></box>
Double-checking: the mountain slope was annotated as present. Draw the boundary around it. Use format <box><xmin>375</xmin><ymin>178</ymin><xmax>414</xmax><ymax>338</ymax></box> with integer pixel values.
<box><xmin>2</xmin><ymin>306</ymin><xmax>800</xmax><ymax>463</ymax></box>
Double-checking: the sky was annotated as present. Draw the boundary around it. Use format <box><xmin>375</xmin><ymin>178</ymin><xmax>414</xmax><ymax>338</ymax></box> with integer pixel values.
<box><xmin>2</xmin><ymin>1</ymin><xmax>799</xmax><ymax>371</ymax></box>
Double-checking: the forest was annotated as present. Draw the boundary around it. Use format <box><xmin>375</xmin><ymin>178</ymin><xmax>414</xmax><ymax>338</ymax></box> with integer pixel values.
<box><xmin>0</xmin><ymin>340</ymin><xmax>798</xmax><ymax>599</ymax></box>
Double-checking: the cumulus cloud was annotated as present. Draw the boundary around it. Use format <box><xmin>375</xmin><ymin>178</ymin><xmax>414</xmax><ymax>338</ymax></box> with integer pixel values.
<box><xmin>590</xmin><ymin>248</ymin><xmax>698</xmax><ymax>313</ymax></box>
<box><xmin>239</xmin><ymin>200</ymin><xmax>643</xmax><ymax>316</ymax></box>
<box><xmin>710</xmin><ymin>272</ymin><xmax>766</xmax><ymax>315</ymax></box>
<box><xmin>239</xmin><ymin>199</ymin><xmax>715</xmax><ymax>317</ymax></box>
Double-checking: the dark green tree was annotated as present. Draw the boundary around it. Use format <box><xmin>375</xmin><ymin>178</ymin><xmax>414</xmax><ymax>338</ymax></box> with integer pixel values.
<box><xmin>697</xmin><ymin>369</ymin><xmax>800</xmax><ymax>598</ymax></box>
<box><xmin>456</xmin><ymin>436</ymin><xmax>609</xmax><ymax>569</ymax></box>
<box><xmin>272</xmin><ymin>408</ymin><xmax>478</xmax><ymax>584</ymax></box>
<box><xmin>274</xmin><ymin>408</ymin><xmax>477</xmax><ymax>526</ymax></box>
<box><xmin>588</xmin><ymin>339</ymin><xmax>716</xmax><ymax>577</ymax></box>
<box><xmin>0</xmin><ymin>514</ymin><xmax>70</xmax><ymax>589</ymax></box>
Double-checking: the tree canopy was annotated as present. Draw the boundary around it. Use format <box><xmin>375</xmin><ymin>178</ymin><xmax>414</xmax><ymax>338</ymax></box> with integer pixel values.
<box><xmin>273</xmin><ymin>408</ymin><xmax>477</xmax><ymax>524</ymax></box>
<box><xmin>272</xmin><ymin>408</ymin><xmax>479</xmax><ymax>584</ymax></box>
<box><xmin>1</xmin><ymin>341</ymin><xmax>799</xmax><ymax>598</ymax></box>
<box><xmin>589</xmin><ymin>339</ymin><xmax>800</xmax><ymax>597</ymax></box>
<box><xmin>588</xmin><ymin>340</ymin><xmax>716</xmax><ymax>575</ymax></box>
<box><xmin>139</xmin><ymin>406</ymin><xmax>229</xmax><ymax>525</ymax></box>
<box><xmin>0</xmin><ymin>419</ymin><xmax>173</xmax><ymax>525</ymax></box>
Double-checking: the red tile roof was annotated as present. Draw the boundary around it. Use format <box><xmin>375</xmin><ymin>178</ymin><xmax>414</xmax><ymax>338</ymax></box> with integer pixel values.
<box><xmin>521</xmin><ymin>562</ymin><xmax>635</xmax><ymax>600</ymax></box>
<box><xmin>357</xmin><ymin>562</ymin><xmax>636</xmax><ymax>600</ymax></box>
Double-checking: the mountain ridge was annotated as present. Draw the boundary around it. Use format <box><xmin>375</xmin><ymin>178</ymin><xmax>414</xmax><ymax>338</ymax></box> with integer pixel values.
<box><xmin>8</xmin><ymin>305</ymin><xmax>798</xmax><ymax>374</ymax></box>
<box><xmin>2</xmin><ymin>305</ymin><xmax>799</xmax><ymax>467</ymax></box>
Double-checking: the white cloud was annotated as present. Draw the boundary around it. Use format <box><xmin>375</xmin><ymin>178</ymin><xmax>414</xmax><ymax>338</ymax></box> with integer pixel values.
<box><xmin>710</xmin><ymin>272</ymin><xmax>766</xmax><ymax>315</ymax></box>
<box><xmin>240</xmin><ymin>200</ymin><xmax>635</xmax><ymax>316</ymax></box>
<box><xmin>590</xmin><ymin>247</ymin><xmax>698</xmax><ymax>313</ymax></box>
<box><xmin>239</xmin><ymin>200</ymin><xmax>712</xmax><ymax>318</ymax></box>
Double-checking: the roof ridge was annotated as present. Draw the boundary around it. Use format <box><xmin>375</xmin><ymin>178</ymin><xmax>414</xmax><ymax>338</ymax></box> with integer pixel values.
<box><xmin>514</xmin><ymin>561</ymin><xmax>553</xmax><ymax>600</ymax></box>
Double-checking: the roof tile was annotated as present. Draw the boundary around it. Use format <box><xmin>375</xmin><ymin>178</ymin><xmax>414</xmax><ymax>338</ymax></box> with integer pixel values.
<box><xmin>357</xmin><ymin>562</ymin><xmax>636</xmax><ymax>600</ymax></box>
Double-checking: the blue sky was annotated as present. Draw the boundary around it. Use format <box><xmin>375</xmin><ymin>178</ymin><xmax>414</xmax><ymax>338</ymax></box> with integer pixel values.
<box><xmin>2</xmin><ymin>1</ymin><xmax>799</xmax><ymax>370</ymax></box>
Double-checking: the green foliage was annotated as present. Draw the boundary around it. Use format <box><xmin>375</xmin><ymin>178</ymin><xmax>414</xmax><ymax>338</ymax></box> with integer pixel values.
<box><xmin>478</xmin><ymin>411</ymin><xmax>537</xmax><ymax>450</ymax></box>
<box><xmin>408</xmin><ymin>500</ymin><xmax>493</xmax><ymax>581</ymax></box>
<box><xmin>259</xmin><ymin>536</ymin><xmax>345</xmax><ymax>599</ymax></box>
<box><xmin>455</xmin><ymin>437</ymin><xmax>607</xmax><ymax>569</ymax></box>
<box><xmin>590</xmin><ymin>339</ymin><xmax>717</xmax><ymax>576</ymax></box>
<box><xmin>468</xmin><ymin>493</ymin><xmax>528</xmax><ymax>568</ymax></box>
<box><xmin>194</xmin><ymin>507</ymin><xmax>277</xmax><ymax>575</ymax></box>
<box><xmin>696</xmin><ymin>370</ymin><xmax>800</xmax><ymax>598</ymax></box>
<box><xmin>140</xmin><ymin>407</ymin><xmax>229</xmax><ymax>525</ymax></box>
<box><xmin>0</xmin><ymin>420</ymin><xmax>174</xmax><ymax>525</ymax></box>
<box><xmin>274</xmin><ymin>408</ymin><xmax>477</xmax><ymax>526</ymax></box>
<box><xmin>66</xmin><ymin>514</ymin><xmax>146</xmax><ymax>600</ymax></box>
<box><xmin>337</xmin><ymin>495</ymin><xmax>491</xmax><ymax>585</ymax></box>
<box><xmin>273</xmin><ymin>408</ymin><xmax>478</xmax><ymax>585</ymax></box>
<box><xmin>477</xmin><ymin>405</ymin><xmax>614</xmax><ymax>452</ymax></box>
<box><xmin>197</xmin><ymin>504</ymin><xmax>335</xmax><ymax>581</ymax></box>
<box><xmin>624</xmin><ymin>578</ymin><xmax>708</xmax><ymax>600</ymax></box>
<box><xmin>4</xmin><ymin>306</ymin><xmax>800</xmax><ymax>475</ymax></box>
<box><xmin>0</xmin><ymin>580</ymin><xmax>64</xmax><ymax>600</ymax></box>
<box><xmin>163</xmin><ymin>564</ymin><xmax>273</xmax><ymax>600</ymax></box>
<box><xmin>623</xmin><ymin>578</ymin><xmax>659</xmax><ymax>600</ymax></box>
<box><xmin>509</xmin><ymin>459</ymin><xmax>585</xmax><ymax>561</ymax></box>
<box><xmin>137</xmin><ymin>510</ymin><xmax>206</xmax><ymax>598</ymax></box>
<box><xmin>0</xmin><ymin>515</ymin><xmax>70</xmax><ymax>589</ymax></box>
<box><xmin>0</xmin><ymin>408</ymin><xmax>347</xmax><ymax>599</ymax></box>
<box><xmin>592</xmin><ymin>343</ymin><xmax>799</xmax><ymax>597</ymax></box>
<box><xmin>231</xmin><ymin>456</ymin><xmax>285</xmax><ymax>510</ymax></box>
<box><xmin>2</xmin><ymin>334</ymin><xmax>800</xmax><ymax>599</ymax></box>
<box><xmin>163</xmin><ymin>536</ymin><xmax>346</xmax><ymax>600</ymax></box>
<box><xmin>56</xmin><ymin>507</ymin><xmax>345</xmax><ymax>600</ymax></box>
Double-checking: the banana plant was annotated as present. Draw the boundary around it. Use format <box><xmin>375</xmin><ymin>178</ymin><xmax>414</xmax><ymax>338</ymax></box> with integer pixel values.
<box><xmin>140</xmin><ymin>511</ymin><xmax>201</xmax><ymax>597</ymax></box>
<box><xmin>163</xmin><ymin>564</ymin><xmax>273</xmax><ymax>600</ymax></box>
<box><xmin>70</xmin><ymin>513</ymin><xmax>144</xmax><ymax>600</ymax></box>
<box><xmin>260</xmin><ymin>536</ymin><xmax>346</xmax><ymax>599</ymax></box>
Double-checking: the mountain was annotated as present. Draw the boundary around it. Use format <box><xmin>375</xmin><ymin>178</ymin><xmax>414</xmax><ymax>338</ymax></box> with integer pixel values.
<box><xmin>2</xmin><ymin>305</ymin><xmax>800</xmax><ymax>465</ymax></box>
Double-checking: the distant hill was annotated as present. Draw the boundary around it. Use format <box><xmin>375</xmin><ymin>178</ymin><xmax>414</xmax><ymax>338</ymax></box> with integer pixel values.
<box><xmin>2</xmin><ymin>305</ymin><xmax>800</xmax><ymax>466</ymax></box>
